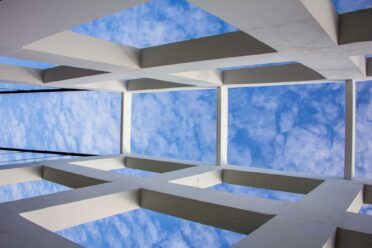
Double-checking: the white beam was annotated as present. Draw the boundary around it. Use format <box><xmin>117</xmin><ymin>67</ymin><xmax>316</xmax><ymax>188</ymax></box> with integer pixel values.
<box><xmin>0</xmin><ymin>64</ymin><xmax>43</xmax><ymax>85</ymax></box>
<box><xmin>216</xmin><ymin>87</ymin><xmax>228</xmax><ymax>165</ymax></box>
<box><xmin>120</xmin><ymin>92</ymin><xmax>132</xmax><ymax>155</ymax></box>
<box><xmin>0</xmin><ymin>0</ymin><xmax>147</xmax><ymax>53</ymax></box>
<box><xmin>344</xmin><ymin>79</ymin><xmax>356</xmax><ymax>180</ymax></box>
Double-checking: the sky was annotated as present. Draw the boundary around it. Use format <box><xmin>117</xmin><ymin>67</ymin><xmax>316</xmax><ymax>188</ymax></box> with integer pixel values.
<box><xmin>0</xmin><ymin>0</ymin><xmax>372</xmax><ymax>247</ymax></box>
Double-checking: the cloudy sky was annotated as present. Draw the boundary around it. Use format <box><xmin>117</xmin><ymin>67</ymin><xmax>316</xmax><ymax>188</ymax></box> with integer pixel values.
<box><xmin>0</xmin><ymin>0</ymin><xmax>372</xmax><ymax>247</ymax></box>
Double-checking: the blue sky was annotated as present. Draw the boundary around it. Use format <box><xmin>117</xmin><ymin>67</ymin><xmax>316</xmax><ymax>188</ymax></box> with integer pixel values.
<box><xmin>0</xmin><ymin>0</ymin><xmax>372</xmax><ymax>247</ymax></box>
<box><xmin>72</xmin><ymin>0</ymin><xmax>237</xmax><ymax>48</ymax></box>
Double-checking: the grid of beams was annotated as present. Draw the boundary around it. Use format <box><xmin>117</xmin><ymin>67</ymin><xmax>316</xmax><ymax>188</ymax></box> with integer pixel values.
<box><xmin>0</xmin><ymin>0</ymin><xmax>372</xmax><ymax>247</ymax></box>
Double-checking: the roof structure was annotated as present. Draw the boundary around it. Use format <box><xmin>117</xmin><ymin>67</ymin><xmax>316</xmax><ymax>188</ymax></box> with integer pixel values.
<box><xmin>0</xmin><ymin>0</ymin><xmax>372</xmax><ymax>247</ymax></box>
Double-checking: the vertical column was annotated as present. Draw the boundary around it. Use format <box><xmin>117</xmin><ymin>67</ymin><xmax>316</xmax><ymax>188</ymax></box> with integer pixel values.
<box><xmin>216</xmin><ymin>87</ymin><xmax>228</xmax><ymax>166</ymax></box>
<box><xmin>120</xmin><ymin>92</ymin><xmax>132</xmax><ymax>155</ymax></box>
<box><xmin>344</xmin><ymin>79</ymin><xmax>356</xmax><ymax>180</ymax></box>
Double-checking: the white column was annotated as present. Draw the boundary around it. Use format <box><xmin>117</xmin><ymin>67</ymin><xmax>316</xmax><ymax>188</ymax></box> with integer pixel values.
<box><xmin>120</xmin><ymin>92</ymin><xmax>132</xmax><ymax>155</ymax></box>
<box><xmin>344</xmin><ymin>79</ymin><xmax>356</xmax><ymax>180</ymax></box>
<box><xmin>216</xmin><ymin>87</ymin><xmax>228</xmax><ymax>166</ymax></box>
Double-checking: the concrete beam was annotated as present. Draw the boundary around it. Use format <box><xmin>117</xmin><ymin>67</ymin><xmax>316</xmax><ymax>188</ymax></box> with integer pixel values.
<box><xmin>70</xmin><ymin>156</ymin><xmax>125</xmax><ymax>171</ymax></box>
<box><xmin>0</xmin><ymin>166</ymin><xmax>42</xmax><ymax>186</ymax></box>
<box><xmin>22</xmin><ymin>31</ymin><xmax>141</xmax><ymax>71</ymax></box>
<box><xmin>338</xmin><ymin>8</ymin><xmax>372</xmax><ymax>45</ymax></box>
<box><xmin>42</xmin><ymin>166</ymin><xmax>108</xmax><ymax>189</ymax></box>
<box><xmin>222</xmin><ymin>169</ymin><xmax>323</xmax><ymax>194</ymax></box>
<box><xmin>71</xmin><ymin>80</ymin><xmax>127</xmax><ymax>92</ymax></box>
<box><xmin>235</xmin><ymin>215</ymin><xmax>337</xmax><ymax>248</ymax></box>
<box><xmin>141</xmin><ymin>31</ymin><xmax>276</xmax><ymax>68</ymax></box>
<box><xmin>169</xmin><ymin>169</ymin><xmax>222</xmax><ymax>188</ymax></box>
<box><xmin>363</xmin><ymin>183</ymin><xmax>372</xmax><ymax>204</ymax></box>
<box><xmin>141</xmin><ymin>183</ymin><xmax>278</xmax><ymax>234</ymax></box>
<box><xmin>0</xmin><ymin>0</ymin><xmax>146</xmax><ymax>53</ymax></box>
<box><xmin>189</xmin><ymin>0</ymin><xmax>337</xmax><ymax>53</ymax></box>
<box><xmin>20</xmin><ymin>189</ymin><xmax>139</xmax><ymax>231</ymax></box>
<box><xmin>0</xmin><ymin>206</ymin><xmax>79</xmax><ymax>248</ymax></box>
<box><xmin>126</xmin><ymin>78</ymin><xmax>192</xmax><ymax>92</ymax></box>
<box><xmin>125</xmin><ymin>156</ymin><xmax>195</xmax><ymax>173</ymax></box>
<box><xmin>43</xmin><ymin>66</ymin><xmax>107</xmax><ymax>83</ymax></box>
<box><xmin>344</xmin><ymin>80</ymin><xmax>356</xmax><ymax>180</ymax></box>
<box><xmin>367</xmin><ymin>58</ymin><xmax>372</xmax><ymax>77</ymax></box>
<box><xmin>337</xmin><ymin>227</ymin><xmax>372</xmax><ymax>248</ymax></box>
<box><xmin>223</xmin><ymin>63</ymin><xmax>325</xmax><ymax>85</ymax></box>
<box><xmin>0</xmin><ymin>64</ymin><xmax>43</xmax><ymax>85</ymax></box>
<box><xmin>300</xmin><ymin>56</ymin><xmax>366</xmax><ymax>80</ymax></box>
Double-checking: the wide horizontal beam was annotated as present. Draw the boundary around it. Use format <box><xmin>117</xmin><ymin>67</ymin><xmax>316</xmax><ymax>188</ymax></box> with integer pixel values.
<box><xmin>223</xmin><ymin>63</ymin><xmax>325</xmax><ymax>85</ymax></box>
<box><xmin>126</xmin><ymin>78</ymin><xmax>192</xmax><ymax>92</ymax></box>
<box><xmin>43</xmin><ymin>66</ymin><xmax>107</xmax><ymax>83</ymax></box>
<box><xmin>0</xmin><ymin>0</ymin><xmax>147</xmax><ymax>53</ymax></box>
<box><xmin>222</xmin><ymin>169</ymin><xmax>323</xmax><ymax>194</ymax></box>
<box><xmin>0</xmin><ymin>206</ymin><xmax>79</xmax><ymax>248</ymax></box>
<box><xmin>21</xmin><ymin>31</ymin><xmax>141</xmax><ymax>71</ymax></box>
<box><xmin>0</xmin><ymin>166</ymin><xmax>42</xmax><ymax>186</ymax></box>
<box><xmin>338</xmin><ymin>8</ymin><xmax>372</xmax><ymax>45</ymax></box>
<box><xmin>141</xmin><ymin>31</ymin><xmax>276</xmax><ymax>68</ymax></box>
<box><xmin>141</xmin><ymin>183</ymin><xmax>278</xmax><ymax>234</ymax></box>
<box><xmin>20</xmin><ymin>187</ymin><xmax>139</xmax><ymax>231</ymax></box>
<box><xmin>125</xmin><ymin>156</ymin><xmax>195</xmax><ymax>173</ymax></box>
<box><xmin>42</xmin><ymin>166</ymin><xmax>108</xmax><ymax>189</ymax></box>
<box><xmin>0</xmin><ymin>64</ymin><xmax>42</xmax><ymax>84</ymax></box>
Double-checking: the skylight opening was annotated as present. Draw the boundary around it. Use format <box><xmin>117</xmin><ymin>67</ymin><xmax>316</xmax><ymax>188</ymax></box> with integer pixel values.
<box><xmin>110</xmin><ymin>167</ymin><xmax>157</xmax><ymax>177</ymax></box>
<box><xmin>0</xmin><ymin>180</ymin><xmax>70</xmax><ymax>203</ymax></box>
<box><xmin>0</xmin><ymin>91</ymin><xmax>121</xmax><ymax>156</ymax></box>
<box><xmin>71</xmin><ymin>0</ymin><xmax>238</xmax><ymax>48</ymax></box>
<box><xmin>209</xmin><ymin>183</ymin><xmax>303</xmax><ymax>203</ymax></box>
<box><xmin>360</xmin><ymin>204</ymin><xmax>372</xmax><ymax>216</ymax></box>
<box><xmin>131</xmin><ymin>89</ymin><xmax>216</xmax><ymax>163</ymax></box>
<box><xmin>331</xmin><ymin>0</ymin><xmax>372</xmax><ymax>14</ymax></box>
<box><xmin>219</xmin><ymin>61</ymin><xmax>298</xmax><ymax>72</ymax></box>
<box><xmin>0</xmin><ymin>82</ymin><xmax>55</xmax><ymax>91</ymax></box>
<box><xmin>57</xmin><ymin>208</ymin><xmax>245</xmax><ymax>247</ymax></box>
<box><xmin>228</xmin><ymin>82</ymin><xmax>345</xmax><ymax>176</ymax></box>
<box><xmin>0</xmin><ymin>56</ymin><xmax>55</xmax><ymax>69</ymax></box>
<box><xmin>0</xmin><ymin>151</ymin><xmax>70</xmax><ymax>167</ymax></box>
<box><xmin>356</xmin><ymin>80</ymin><xmax>372</xmax><ymax>179</ymax></box>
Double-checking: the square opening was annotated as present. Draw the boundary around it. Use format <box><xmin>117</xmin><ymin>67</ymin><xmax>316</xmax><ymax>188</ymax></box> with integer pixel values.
<box><xmin>228</xmin><ymin>82</ymin><xmax>345</xmax><ymax>177</ymax></box>
<box><xmin>110</xmin><ymin>167</ymin><xmax>157</xmax><ymax>177</ymax></box>
<box><xmin>209</xmin><ymin>183</ymin><xmax>303</xmax><ymax>203</ymax></box>
<box><xmin>356</xmin><ymin>80</ymin><xmax>372</xmax><ymax>179</ymax></box>
<box><xmin>57</xmin><ymin>208</ymin><xmax>245</xmax><ymax>247</ymax></box>
<box><xmin>71</xmin><ymin>0</ymin><xmax>238</xmax><ymax>48</ymax></box>
<box><xmin>132</xmin><ymin>89</ymin><xmax>216</xmax><ymax>163</ymax></box>
<box><xmin>359</xmin><ymin>204</ymin><xmax>372</xmax><ymax>216</ymax></box>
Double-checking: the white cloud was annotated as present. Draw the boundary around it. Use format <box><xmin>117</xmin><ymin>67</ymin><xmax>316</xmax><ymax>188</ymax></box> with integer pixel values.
<box><xmin>131</xmin><ymin>90</ymin><xmax>216</xmax><ymax>163</ymax></box>
<box><xmin>71</xmin><ymin>0</ymin><xmax>237</xmax><ymax>48</ymax></box>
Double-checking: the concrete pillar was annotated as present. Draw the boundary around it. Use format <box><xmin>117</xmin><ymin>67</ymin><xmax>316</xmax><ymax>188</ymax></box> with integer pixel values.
<box><xmin>344</xmin><ymin>79</ymin><xmax>356</xmax><ymax>180</ymax></box>
<box><xmin>216</xmin><ymin>87</ymin><xmax>228</xmax><ymax>165</ymax></box>
<box><xmin>120</xmin><ymin>92</ymin><xmax>132</xmax><ymax>155</ymax></box>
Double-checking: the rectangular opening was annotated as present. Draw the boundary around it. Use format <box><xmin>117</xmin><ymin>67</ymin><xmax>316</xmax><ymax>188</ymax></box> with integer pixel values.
<box><xmin>228</xmin><ymin>82</ymin><xmax>345</xmax><ymax>177</ymax></box>
<box><xmin>110</xmin><ymin>167</ymin><xmax>157</xmax><ymax>177</ymax></box>
<box><xmin>57</xmin><ymin>208</ymin><xmax>245</xmax><ymax>247</ymax></box>
<box><xmin>0</xmin><ymin>179</ymin><xmax>70</xmax><ymax>203</ymax></box>
<box><xmin>359</xmin><ymin>204</ymin><xmax>372</xmax><ymax>216</ymax></box>
<box><xmin>209</xmin><ymin>183</ymin><xmax>303</xmax><ymax>203</ymax></box>
<box><xmin>356</xmin><ymin>80</ymin><xmax>372</xmax><ymax>179</ymax></box>
<box><xmin>0</xmin><ymin>150</ymin><xmax>71</xmax><ymax>167</ymax></box>
<box><xmin>132</xmin><ymin>89</ymin><xmax>216</xmax><ymax>163</ymax></box>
